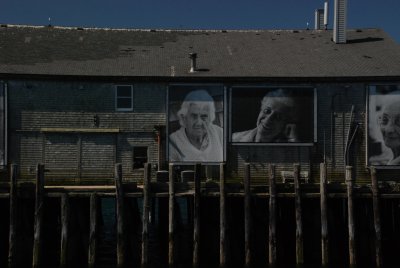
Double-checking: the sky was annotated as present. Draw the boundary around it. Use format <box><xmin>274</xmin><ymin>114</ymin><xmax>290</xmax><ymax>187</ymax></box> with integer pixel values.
<box><xmin>1</xmin><ymin>0</ymin><xmax>400</xmax><ymax>42</ymax></box>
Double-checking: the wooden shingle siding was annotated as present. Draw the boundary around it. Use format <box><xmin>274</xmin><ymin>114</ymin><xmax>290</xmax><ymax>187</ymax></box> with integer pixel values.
<box><xmin>81</xmin><ymin>134</ymin><xmax>115</xmax><ymax>180</ymax></box>
<box><xmin>229</xmin><ymin>146</ymin><xmax>311</xmax><ymax>184</ymax></box>
<box><xmin>18</xmin><ymin>133</ymin><xmax>44</xmax><ymax>180</ymax></box>
<box><xmin>7</xmin><ymin>80</ymin><xmax>166</xmax><ymax>183</ymax></box>
<box><xmin>5</xmin><ymin>79</ymin><xmax>399</xmax><ymax>184</ymax></box>
<box><xmin>45</xmin><ymin>133</ymin><xmax>78</xmax><ymax>180</ymax></box>
<box><xmin>117</xmin><ymin>133</ymin><xmax>159</xmax><ymax>182</ymax></box>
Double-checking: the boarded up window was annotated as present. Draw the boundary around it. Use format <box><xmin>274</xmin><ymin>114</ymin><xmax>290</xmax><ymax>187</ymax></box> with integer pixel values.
<box><xmin>81</xmin><ymin>134</ymin><xmax>115</xmax><ymax>178</ymax></box>
<box><xmin>45</xmin><ymin>134</ymin><xmax>78</xmax><ymax>179</ymax></box>
<box><xmin>133</xmin><ymin>146</ymin><xmax>148</xmax><ymax>169</ymax></box>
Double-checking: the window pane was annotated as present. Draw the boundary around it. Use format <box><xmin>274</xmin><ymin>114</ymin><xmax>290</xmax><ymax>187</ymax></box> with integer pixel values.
<box><xmin>133</xmin><ymin>147</ymin><xmax>148</xmax><ymax>169</ymax></box>
<box><xmin>117</xmin><ymin>98</ymin><xmax>132</xmax><ymax>109</ymax></box>
<box><xmin>117</xmin><ymin>86</ymin><xmax>132</xmax><ymax>97</ymax></box>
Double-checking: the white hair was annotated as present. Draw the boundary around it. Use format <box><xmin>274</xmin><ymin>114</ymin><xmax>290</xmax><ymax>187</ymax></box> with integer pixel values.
<box><xmin>177</xmin><ymin>90</ymin><xmax>216</xmax><ymax>126</ymax></box>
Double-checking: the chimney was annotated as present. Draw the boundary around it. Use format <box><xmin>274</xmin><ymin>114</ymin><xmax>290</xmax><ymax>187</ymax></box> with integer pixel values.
<box><xmin>314</xmin><ymin>9</ymin><xmax>324</xmax><ymax>30</ymax></box>
<box><xmin>333</xmin><ymin>0</ymin><xmax>347</xmax><ymax>43</ymax></box>
<box><xmin>189</xmin><ymin>53</ymin><xmax>197</xmax><ymax>73</ymax></box>
<box><xmin>324</xmin><ymin>0</ymin><xmax>329</xmax><ymax>30</ymax></box>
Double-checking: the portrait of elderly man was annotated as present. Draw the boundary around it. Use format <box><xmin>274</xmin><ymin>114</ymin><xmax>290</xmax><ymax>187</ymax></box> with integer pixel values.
<box><xmin>377</xmin><ymin>100</ymin><xmax>400</xmax><ymax>165</ymax></box>
<box><xmin>169</xmin><ymin>89</ymin><xmax>223</xmax><ymax>162</ymax></box>
<box><xmin>232</xmin><ymin>89</ymin><xmax>299</xmax><ymax>143</ymax></box>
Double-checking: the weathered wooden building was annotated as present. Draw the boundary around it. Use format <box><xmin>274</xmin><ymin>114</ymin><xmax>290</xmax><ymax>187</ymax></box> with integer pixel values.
<box><xmin>1</xmin><ymin>22</ymin><xmax>400</xmax><ymax>268</ymax></box>
<box><xmin>0</xmin><ymin>24</ymin><xmax>399</xmax><ymax>184</ymax></box>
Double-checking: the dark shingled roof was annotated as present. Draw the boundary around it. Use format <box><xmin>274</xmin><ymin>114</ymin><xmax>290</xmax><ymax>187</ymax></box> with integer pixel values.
<box><xmin>0</xmin><ymin>24</ymin><xmax>400</xmax><ymax>80</ymax></box>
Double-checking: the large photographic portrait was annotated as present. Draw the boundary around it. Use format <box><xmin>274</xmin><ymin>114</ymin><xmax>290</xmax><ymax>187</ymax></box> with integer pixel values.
<box><xmin>231</xmin><ymin>87</ymin><xmax>315</xmax><ymax>144</ymax></box>
<box><xmin>168</xmin><ymin>85</ymin><xmax>224</xmax><ymax>163</ymax></box>
<box><xmin>368</xmin><ymin>85</ymin><xmax>400</xmax><ymax>166</ymax></box>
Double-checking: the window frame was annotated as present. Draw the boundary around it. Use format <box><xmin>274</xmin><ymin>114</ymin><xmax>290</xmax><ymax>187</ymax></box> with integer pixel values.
<box><xmin>115</xmin><ymin>85</ymin><xmax>133</xmax><ymax>111</ymax></box>
<box><xmin>132</xmin><ymin>146</ymin><xmax>148</xmax><ymax>170</ymax></box>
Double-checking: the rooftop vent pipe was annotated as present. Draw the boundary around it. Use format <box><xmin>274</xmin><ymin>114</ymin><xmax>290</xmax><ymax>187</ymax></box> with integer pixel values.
<box><xmin>315</xmin><ymin>9</ymin><xmax>324</xmax><ymax>30</ymax></box>
<box><xmin>324</xmin><ymin>0</ymin><xmax>329</xmax><ymax>30</ymax></box>
<box><xmin>189</xmin><ymin>53</ymin><xmax>197</xmax><ymax>73</ymax></box>
<box><xmin>333</xmin><ymin>0</ymin><xmax>347</xmax><ymax>43</ymax></box>
<box><xmin>315</xmin><ymin>1</ymin><xmax>329</xmax><ymax>30</ymax></box>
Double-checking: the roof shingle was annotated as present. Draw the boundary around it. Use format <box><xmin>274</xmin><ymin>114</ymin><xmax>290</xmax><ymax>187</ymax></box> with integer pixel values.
<box><xmin>0</xmin><ymin>25</ymin><xmax>399</xmax><ymax>79</ymax></box>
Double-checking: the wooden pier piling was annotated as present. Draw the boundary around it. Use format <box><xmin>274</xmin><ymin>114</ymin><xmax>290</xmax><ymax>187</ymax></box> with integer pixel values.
<box><xmin>294</xmin><ymin>164</ymin><xmax>303</xmax><ymax>268</ymax></box>
<box><xmin>371</xmin><ymin>167</ymin><xmax>382</xmax><ymax>268</ymax></box>
<box><xmin>2</xmin><ymin>161</ymin><xmax>399</xmax><ymax>267</ymax></box>
<box><xmin>244</xmin><ymin>163</ymin><xmax>251</xmax><ymax>268</ymax></box>
<box><xmin>320</xmin><ymin>163</ymin><xmax>329</xmax><ymax>267</ymax></box>
<box><xmin>141</xmin><ymin>163</ymin><xmax>151</xmax><ymax>268</ymax></box>
<box><xmin>8</xmin><ymin>164</ymin><xmax>18</xmax><ymax>268</ymax></box>
<box><xmin>219</xmin><ymin>163</ymin><xmax>226</xmax><ymax>268</ymax></box>
<box><xmin>32</xmin><ymin>163</ymin><xmax>45</xmax><ymax>268</ymax></box>
<box><xmin>60</xmin><ymin>193</ymin><xmax>70</xmax><ymax>268</ymax></box>
<box><xmin>115</xmin><ymin>163</ymin><xmax>126</xmax><ymax>268</ymax></box>
<box><xmin>268</xmin><ymin>164</ymin><xmax>277</xmax><ymax>268</ymax></box>
<box><xmin>346</xmin><ymin>166</ymin><xmax>356</xmax><ymax>268</ymax></box>
<box><xmin>193</xmin><ymin>163</ymin><xmax>201</xmax><ymax>268</ymax></box>
<box><xmin>88</xmin><ymin>193</ymin><xmax>98</xmax><ymax>268</ymax></box>
<box><xmin>168</xmin><ymin>163</ymin><xmax>175</xmax><ymax>268</ymax></box>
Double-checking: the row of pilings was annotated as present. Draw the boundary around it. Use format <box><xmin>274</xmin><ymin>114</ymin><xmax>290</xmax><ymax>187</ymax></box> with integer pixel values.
<box><xmin>0</xmin><ymin>162</ymin><xmax>398</xmax><ymax>268</ymax></box>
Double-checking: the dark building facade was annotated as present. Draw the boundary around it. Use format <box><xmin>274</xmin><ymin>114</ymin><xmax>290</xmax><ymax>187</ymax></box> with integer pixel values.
<box><xmin>1</xmin><ymin>25</ymin><xmax>400</xmax><ymax>184</ymax></box>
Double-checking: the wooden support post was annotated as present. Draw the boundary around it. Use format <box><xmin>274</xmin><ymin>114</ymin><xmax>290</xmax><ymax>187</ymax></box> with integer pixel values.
<box><xmin>141</xmin><ymin>163</ymin><xmax>151</xmax><ymax>268</ymax></box>
<box><xmin>268</xmin><ymin>164</ymin><xmax>277</xmax><ymax>268</ymax></box>
<box><xmin>294</xmin><ymin>164</ymin><xmax>303</xmax><ymax>268</ymax></box>
<box><xmin>346</xmin><ymin>166</ymin><xmax>356</xmax><ymax>268</ymax></box>
<box><xmin>32</xmin><ymin>164</ymin><xmax>45</xmax><ymax>268</ymax></box>
<box><xmin>115</xmin><ymin>163</ymin><xmax>126</xmax><ymax>268</ymax></box>
<box><xmin>60</xmin><ymin>193</ymin><xmax>70</xmax><ymax>268</ymax></box>
<box><xmin>244</xmin><ymin>163</ymin><xmax>251</xmax><ymax>268</ymax></box>
<box><xmin>193</xmin><ymin>163</ymin><xmax>201</xmax><ymax>268</ymax></box>
<box><xmin>320</xmin><ymin>163</ymin><xmax>329</xmax><ymax>268</ymax></box>
<box><xmin>88</xmin><ymin>193</ymin><xmax>98</xmax><ymax>268</ymax></box>
<box><xmin>168</xmin><ymin>163</ymin><xmax>175</xmax><ymax>268</ymax></box>
<box><xmin>8</xmin><ymin>164</ymin><xmax>18</xmax><ymax>268</ymax></box>
<box><xmin>219</xmin><ymin>163</ymin><xmax>226</xmax><ymax>268</ymax></box>
<box><xmin>371</xmin><ymin>167</ymin><xmax>382</xmax><ymax>268</ymax></box>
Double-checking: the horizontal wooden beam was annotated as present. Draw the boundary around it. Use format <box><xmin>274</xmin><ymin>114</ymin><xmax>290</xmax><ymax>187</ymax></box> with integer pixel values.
<box><xmin>40</xmin><ymin>128</ymin><xmax>120</xmax><ymax>133</ymax></box>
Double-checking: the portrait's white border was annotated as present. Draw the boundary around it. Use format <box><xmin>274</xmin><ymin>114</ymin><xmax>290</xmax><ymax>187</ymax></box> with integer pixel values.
<box><xmin>366</xmin><ymin>83</ymin><xmax>400</xmax><ymax>169</ymax></box>
<box><xmin>166</xmin><ymin>83</ymin><xmax>226</xmax><ymax>165</ymax></box>
<box><xmin>229</xmin><ymin>85</ymin><xmax>317</xmax><ymax>146</ymax></box>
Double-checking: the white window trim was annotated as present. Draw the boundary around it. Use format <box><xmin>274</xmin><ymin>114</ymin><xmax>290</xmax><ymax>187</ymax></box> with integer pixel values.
<box><xmin>115</xmin><ymin>85</ymin><xmax>133</xmax><ymax>111</ymax></box>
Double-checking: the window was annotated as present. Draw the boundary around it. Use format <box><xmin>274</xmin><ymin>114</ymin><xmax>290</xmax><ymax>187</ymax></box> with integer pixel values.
<box><xmin>115</xmin><ymin>85</ymin><xmax>133</xmax><ymax>111</ymax></box>
<box><xmin>133</xmin><ymin>146</ymin><xmax>148</xmax><ymax>169</ymax></box>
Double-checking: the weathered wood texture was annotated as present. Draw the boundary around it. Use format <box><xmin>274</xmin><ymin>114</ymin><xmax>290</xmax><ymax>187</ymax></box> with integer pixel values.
<box><xmin>294</xmin><ymin>164</ymin><xmax>303</xmax><ymax>267</ymax></box>
<box><xmin>244</xmin><ymin>163</ymin><xmax>251</xmax><ymax>268</ymax></box>
<box><xmin>141</xmin><ymin>163</ymin><xmax>151</xmax><ymax>268</ymax></box>
<box><xmin>193</xmin><ymin>163</ymin><xmax>201</xmax><ymax>268</ymax></box>
<box><xmin>346</xmin><ymin>166</ymin><xmax>356</xmax><ymax>268</ymax></box>
<box><xmin>268</xmin><ymin>164</ymin><xmax>277</xmax><ymax>267</ymax></box>
<box><xmin>8</xmin><ymin>164</ymin><xmax>18</xmax><ymax>268</ymax></box>
<box><xmin>115</xmin><ymin>163</ymin><xmax>126</xmax><ymax>268</ymax></box>
<box><xmin>168</xmin><ymin>164</ymin><xmax>175</xmax><ymax>268</ymax></box>
<box><xmin>88</xmin><ymin>193</ymin><xmax>98</xmax><ymax>268</ymax></box>
<box><xmin>371</xmin><ymin>167</ymin><xmax>382</xmax><ymax>268</ymax></box>
<box><xmin>32</xmin><ymin>164</ymin><xmax>45</xmax><ymax>268</ymax></box>
<box><xmin>219</xmin><ymin>163</ymin><xmax>227</xmax><ymax>268</ymax></box>
<box><xmin>60</xmin><ymin>193</ymin><xmax>70</xmax><ymax>268</ymax></box>
<box><xmin>320</xmin><ymin>163</ymin><xmax>329</xmax><ymax>267</ymax></box>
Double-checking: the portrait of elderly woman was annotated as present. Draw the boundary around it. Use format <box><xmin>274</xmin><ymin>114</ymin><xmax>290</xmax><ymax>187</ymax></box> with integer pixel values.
<box><xmin>231</xmin><ymin>88</ymin><xmax>314</xmax><ymax>143</ymax></box>
<box><xmin>368</xmin><ymin>85</ymin><xmax>400</xmax><ymax>166</ymax></box>
<box><xmin>168</xmin><ymin>87</ymin><xmax>224</xmax><ymax>162</ymax></box>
